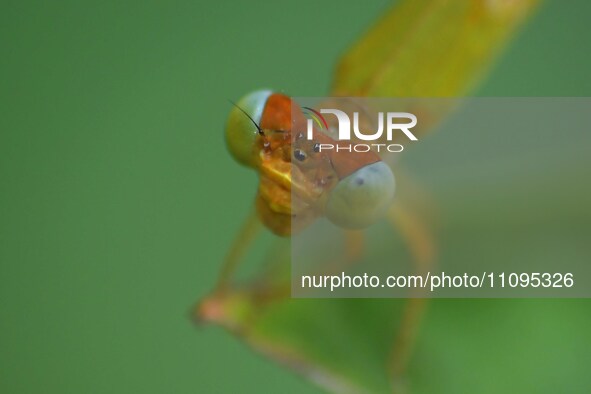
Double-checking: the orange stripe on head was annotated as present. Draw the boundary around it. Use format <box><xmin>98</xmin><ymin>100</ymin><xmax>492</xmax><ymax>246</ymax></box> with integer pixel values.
<box><xmin>260</xmin><ymin>93</ymin><xmax>307</xmax><ymax>133</ymax></box>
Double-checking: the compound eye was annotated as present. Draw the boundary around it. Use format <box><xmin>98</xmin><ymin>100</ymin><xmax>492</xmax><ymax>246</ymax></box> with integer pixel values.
<box><xmin>325</xmin><ymin>162</ymin><xmax>395</xmax><ymax>229</ymax></box>
<box><xmin>225</xmin><ymin>90</ymin><xmax>272</xmax><ymax>167</ymax></box>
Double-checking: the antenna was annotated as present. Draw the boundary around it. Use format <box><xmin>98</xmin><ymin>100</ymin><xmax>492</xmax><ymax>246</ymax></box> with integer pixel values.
<box><xmin>229</xmin><ymin>100</ymin><xmax>264</xmax><ymax>136</ymax></box>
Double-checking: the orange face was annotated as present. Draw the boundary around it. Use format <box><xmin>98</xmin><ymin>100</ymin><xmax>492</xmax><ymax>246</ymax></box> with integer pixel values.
<box><xmin>257</xmin><ymin>93</ymin><xmax>386</xmax><ymax>235</ymax></box>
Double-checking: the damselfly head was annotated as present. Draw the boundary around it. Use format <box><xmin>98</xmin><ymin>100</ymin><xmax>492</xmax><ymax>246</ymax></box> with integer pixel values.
<box><xmin>226</xmin><ymin>91</ymin><xmax>395</xmax><ymax>234</ymax></box>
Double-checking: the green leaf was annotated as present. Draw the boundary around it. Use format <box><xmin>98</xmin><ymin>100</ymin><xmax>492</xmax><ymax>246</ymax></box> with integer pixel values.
<box><xmin>332</xmin><ymin>0</ymin><xmax>539</xmax><ymax>97</ymax></box>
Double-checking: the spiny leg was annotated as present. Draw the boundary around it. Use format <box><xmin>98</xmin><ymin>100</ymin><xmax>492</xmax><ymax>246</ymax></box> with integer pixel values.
<box><xmin>386</xmin><ymin>201</ymin><xmax>436</xmax><ymax>391</ymax></box>
<box><xmin>196</xmin><ymin>208</ymin><xmax>270</xmax><ymax>325</ymax></box>
<box><xmin>215</xmin><ymin>209</ymin><xmax>263</xmax><ymax>293</ymax></box>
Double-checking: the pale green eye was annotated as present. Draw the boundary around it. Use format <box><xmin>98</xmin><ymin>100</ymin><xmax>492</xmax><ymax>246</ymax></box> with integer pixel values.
<box><xmin>325</xmin><ymin>162</ymin><xmax>395</xmax><ymax>229</ymax></box>
<box><xmin>225</xmin><ymin>90</ymin><xmax>272</xmax><ymax>167</ymax></box>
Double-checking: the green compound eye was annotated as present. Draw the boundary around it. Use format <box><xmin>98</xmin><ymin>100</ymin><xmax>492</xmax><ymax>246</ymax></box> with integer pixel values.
<box><xmin>225</xmin><ymin>90</ymin><xmax>272</xmax><ymax>167</ymax></box>
<box><xmin>325</xmin><ymin>162</ymin><xmax>395</xmax><ymax>229</ymax></box>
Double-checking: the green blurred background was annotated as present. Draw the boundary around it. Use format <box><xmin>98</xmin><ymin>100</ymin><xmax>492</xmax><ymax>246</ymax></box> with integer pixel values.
<box><xmin>1</xmin><ymin>1</ymin><xmax>590</xmax><ymax>393</ymax></box>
